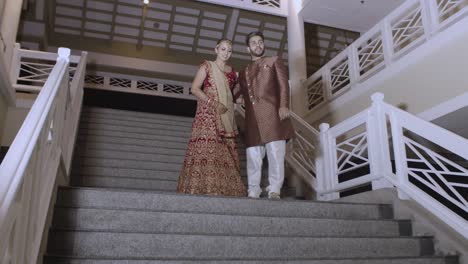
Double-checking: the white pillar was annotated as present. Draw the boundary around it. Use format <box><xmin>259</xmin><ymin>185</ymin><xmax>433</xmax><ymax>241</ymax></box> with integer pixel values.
<box><xmin>0</xmin><ymin>0</ymin><xmax>24</xmax><ymax>70</ymax></box>
<box><xmin>287</xmin><ymin>0</ymin><xmax>308</xmax><ymax>117</ymax></box>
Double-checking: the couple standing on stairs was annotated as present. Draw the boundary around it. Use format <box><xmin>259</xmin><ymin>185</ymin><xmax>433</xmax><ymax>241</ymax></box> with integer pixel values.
<box><xmin>177</xmin><ymin>31</ymin><xmax>295</xmax><ymax>199</ymax></box>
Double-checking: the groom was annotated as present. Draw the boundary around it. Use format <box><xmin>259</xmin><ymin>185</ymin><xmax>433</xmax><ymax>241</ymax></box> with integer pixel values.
<box><xmin>234</xmin><ymin>31</ymin><xmax>295</xmax><ymax>199</ymax></box>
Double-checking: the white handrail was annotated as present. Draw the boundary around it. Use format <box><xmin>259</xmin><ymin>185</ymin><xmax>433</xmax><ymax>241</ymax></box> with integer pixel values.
<box><xmin>304</xmin><ymin>0</ymin><xmax>468</xmax><ymax>114</ymax></box>
<box><xmin>9</xmin><ymin>43</ymin><xmax>81</xmax><ymax>93</ymax></box>
<box><xmin>0</xmin><ymin>47</ymin><xmax>87</xmax><ymax>263</ymax></box>
<box><xmin>316</xmin><ymin>92</ymin><xmax>468</xmax><ymax>239</ymax></box>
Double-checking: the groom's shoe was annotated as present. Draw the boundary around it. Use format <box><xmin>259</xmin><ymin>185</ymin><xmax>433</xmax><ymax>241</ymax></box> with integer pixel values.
<box><xmin>248</xmin><ymin>190</ymin><xmax>260</xmax><ymax>198</ymax></box>
<box><xmin>268</xmin><ymin>192</ymin><xmax>281</xmax><ymax>200</ymax></box>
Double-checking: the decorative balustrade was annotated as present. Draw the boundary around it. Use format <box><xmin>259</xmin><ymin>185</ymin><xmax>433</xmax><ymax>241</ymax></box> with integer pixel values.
<box><xmin>9</xmin><ymin>44</ymin><xmax>81</xmax><ymax>93</ymax></box>
<box><xmin>84</xmin><ymin>71</ymin><xmax>195</xmax><ymax>101</ymax></box>
<box><xmin>316</xmin><ymin>92</ymin><xmax>467</xmax><ymax>239</ymax></box>
<box><xmin>0</xmin><ymin>48</ymin><xmax>87</xmax><ymax>263</ymax></box>
<box><xmin>304</xmin><ymin>0</ymin><xmax>468</xmax><ymax>113</ymax></box>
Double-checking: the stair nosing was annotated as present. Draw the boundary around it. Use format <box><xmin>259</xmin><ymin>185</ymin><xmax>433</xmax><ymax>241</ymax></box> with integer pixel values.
<box><xmin>52</xmin><ymin>205</ymin><xmax>407</xmax><ymax>223</ymax></box>
<box><xmin>58</xmin><ymin>186</ymin><xmax>393</xmax><ymax>207</ymax></box>
<box><xmin>48</xmin><ymin>227</ymin><xmax>427</xmax><ymax>239</ymax></box>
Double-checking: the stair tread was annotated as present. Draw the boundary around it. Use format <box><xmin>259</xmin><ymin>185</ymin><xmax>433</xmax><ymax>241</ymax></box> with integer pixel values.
<box><xmin>43</xmin><ymin>255</ymin><xmax>457</xmax><ymax>264</ymax></box>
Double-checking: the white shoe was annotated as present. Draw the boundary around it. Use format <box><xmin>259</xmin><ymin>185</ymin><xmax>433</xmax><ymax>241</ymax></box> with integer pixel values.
<box><xmin>248</xmin><ymin>190</ymin><xmax>260</xmax><ymax>198</ymax></box>
<box><xmin>268</xmin><ymin>192</ymin><xmax>281</xmax><ymax>200</ymax></box>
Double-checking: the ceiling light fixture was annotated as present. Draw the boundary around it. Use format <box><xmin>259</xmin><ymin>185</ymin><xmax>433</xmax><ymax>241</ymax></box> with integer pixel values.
<box><xmin>143</xmin><ymin>0</ymin><xmax>149</xmax><ymax>5</ymax></box>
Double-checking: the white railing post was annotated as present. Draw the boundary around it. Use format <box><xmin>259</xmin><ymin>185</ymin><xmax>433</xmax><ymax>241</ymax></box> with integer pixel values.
<box><xmin>347</xmin><ymin>46</ymin><xmax>360</xmax><ymax>85</ymax></box>
<box><xmin>423</xmin><ymin>0</ymin><xmax>441</xmax><ymax>35</ymax></box>
<box><xmin>388</xmin><ymin>110</ymin><xmax>410</xmax><ymax>200</ymax></box>
<box><xmin>368</xmin><ymin>93</ymin><xmax>393</xmax><ymax>190</ymax></box>
<box><xmin>131</xmin><ymin>80</ymin><xmax>137</xmax><ymax>90</ymax></box>
<box><xmin>104</xmin><ymin>76</ymin><xmax>110</xmax><ymax>88</ymax></box>
<box><xmin>317</xmin><ymin>123</ymin><xmax>339</xmax><ymax>201</ymax></box>
<box><xmin>381</xmin><ymin>19</ymin><xmax>395</xmax><ymax>67</ymax></box>
<box><xmin>420</xmin><ymin>0</ymin><xmax>437</xmax><ymax>38</ymax></box>
<box><xmin>322</xmin><ymin>66</ymin><xmax>332</xmax><ymax>101</ymax></box>
<box><xmin>9</xmin><ymin>43</ymin><xmax>21</xmax><ymax>86</ymax></box>
<box><xmin>157</xmin><ymin>83</ymin><xmax>164</xmax><ymax>93</ymax></box>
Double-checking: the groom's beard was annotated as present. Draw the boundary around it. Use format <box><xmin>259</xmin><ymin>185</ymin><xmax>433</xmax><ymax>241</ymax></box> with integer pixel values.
<box><xmin>250</xmin><ymin>47</ymin><xmax>265</xmax><ymax>57</ymax></box>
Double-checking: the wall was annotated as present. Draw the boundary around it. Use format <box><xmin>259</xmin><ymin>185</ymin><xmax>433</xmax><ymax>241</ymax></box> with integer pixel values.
<box><xmin>0</xmin><ymin>0</ymin><xmax>23</xmax><ymax>70</ymax></box>
<box><xmin>308</xmin><ymin>16</ymin><xmax>468</xmax><ymax>128</ymax></box>
<box><xmin>0</xmin><ymin>94</ymin><xmax>7</xmax><ymax>144</ymax></box>
<box><xmin>0</xmin><ymin>104</ymin><xmax>29</xmax><ymax>147</ymax></box>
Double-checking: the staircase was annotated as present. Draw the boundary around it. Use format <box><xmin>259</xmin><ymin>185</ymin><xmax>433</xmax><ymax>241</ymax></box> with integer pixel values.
<box><xmin>43</xmin><ymin>106</ymin><xmax>458</xmax><ymax>263</ymax></box>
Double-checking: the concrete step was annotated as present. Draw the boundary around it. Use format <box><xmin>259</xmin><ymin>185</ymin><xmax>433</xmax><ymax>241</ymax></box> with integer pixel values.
<box><xmin>71</xmin><ymin>173</ymin><xmax>295</xmax><ymax>196</ymax></box>
<box><xmin>76</xmin><ymin>143</ymin><xmax>187</xmax><ymax>157</ymax></box>
<box><xmin>56</xmin><ymin>187</ymin><xmax>393</xmax><ymax>220</ymax></box>
<box><xmin>82</xmin><ymin>107</ymin><xmax>194</xmax><ymax>123</ymax></box>
<box><xmin>78</xmin><ymin>122</ymin><xmax>192</xmax><ymax>138</ymax></box>
<box><xmin>77</xmin><ymin>129</ymin><xmax>246</xmax><ymax>149</ymax></box>
<box><xmin>72</xmin><ymin>175</ymin><xmax>178</xmax><ymax>191</ymax></box>
<box><xmin>80</xmin><ymin>116</ymin><xmax>193</xmax><ymax>133</ymax></box>
<box><xmin>72</xmin><ymin>166</ymin><xmax>180</xmax><ymax>181</ymax></box>
<box><xmin>80</xmin><ymin>113</ymin><xmax>194</xmax><ymax>128</ymax></box>
<box><xmin>77</xmin><ymin>149</ymin><xmax>186</xmax><ymax>164</ymax></box>
<box><xmin>76</xmin><ymin>136</ymin><xmax>189</xmax><ymax>151</ymax></box>
<box><xmin>78</xmin><ymin>128</ymin><xmax>191</xmax><ymax>145</ymax></box>
<box><xmin>76</xmin><ymin>148</ymin><xmax>247</xmax><ymax>163</ymax></box>
<box><xmin>46</xmin><ymin>231</ymin><xmax>433</xmax><ymax>259</ymax></box>
<box><xmin>51</xmin><ymin>207</ymin><xmax>409</xmax><ymax>237</ymax></box>
<box><xmin>74</xmin><ymin>157</ymin><xmax>182</xmax><ymax>172</ymax></box>
<box><xmin>76</xmin><ymin>135</ymin><xmax>245</xmax><ymax>153</ymax></box>
<box><xmin>43</xmin><ymin>256</ymin><xmax>459</xmax><ymax>264</ymax></box>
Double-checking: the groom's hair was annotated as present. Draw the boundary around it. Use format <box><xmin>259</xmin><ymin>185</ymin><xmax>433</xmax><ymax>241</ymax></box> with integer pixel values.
<box><xmin>245</xmin><ymin>31</ymin><xmax>264</xmax><ymax>46</ymax></box>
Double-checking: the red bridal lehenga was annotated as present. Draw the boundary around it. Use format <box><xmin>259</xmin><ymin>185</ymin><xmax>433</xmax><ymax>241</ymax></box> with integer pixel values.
<box><xmin>177</xmin><ymin>61</ymin><xmax>246</xmax><ymax>197</ymax></box>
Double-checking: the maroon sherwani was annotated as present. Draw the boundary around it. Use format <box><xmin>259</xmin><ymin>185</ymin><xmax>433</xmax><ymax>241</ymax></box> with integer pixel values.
<box><xmin>235</xmin><ymin>56</ymin><xmax>295</xmax><ymax>148</ymax></box>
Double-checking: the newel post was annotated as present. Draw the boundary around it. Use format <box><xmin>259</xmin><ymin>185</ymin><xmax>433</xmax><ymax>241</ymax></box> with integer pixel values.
<box><xmin>368</xmin><ymin>93</ymin><xmax>393</xmax><ymax>190</ymax></box>
<box><xmin>316</xmin><ymin>123</ymin><xmax>339</xmax><ymax>201</ymax></box>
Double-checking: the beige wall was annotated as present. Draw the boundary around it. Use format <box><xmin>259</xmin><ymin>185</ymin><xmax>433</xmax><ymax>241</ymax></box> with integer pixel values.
<box><xmin>312</xmin><ymin>22</ymin><xmax>468</xmax><ymax>127</ymax></box>
<box><xmin>0</xmin><ymin>0</ymin><xmax>22</xmax><ymax>69</ymax></box>
<box><xmin>0</xmin><ymin>94</ymin><xmax>7</xmax><ymax>144</ymax></box>
<box><xmin>1</xmin><ymin>105</ymin><xmax>29</xmax><ymax>147</ymax></box>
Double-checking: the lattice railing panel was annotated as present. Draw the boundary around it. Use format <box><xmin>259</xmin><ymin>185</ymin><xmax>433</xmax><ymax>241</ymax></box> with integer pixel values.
<box><xmin>437</xmin><ymin>0</ymin><xmax>468</xmax><ymax>22</ymax></box>
<box><xmin>391</xmin><ymin>4</ymin><xmax>425</xmax><ymax>54</ymax></box>
<box><xmin>163</xmin><ymin>84</ymin><xmax>184</xmax><ymax>94</ymax></box>
<box><xmin>84</xmin><ymin>75</ymin><xmax>104</xmax><ymax>85</ymax></box>
<box><xmin>109</xmin><ymin>78</ymin><xmax>131</xmax><ymax>88</ymax></box>
<box><xmin>290</xmin><ymin>132</ymin><xmax>317</xmax><ymax>178</ymax></box>
<box><xmin>404</xmin><ymin>136</ymin><xmax>468</xmax><ymax>219</ymax></box>
<box><xmin>252</xmin><ymin>0</ymin><xmax>280</xmax><ymax>8</ymax></box>
<box><xmin>17</xmin><ymin>60</ymin><xmax>55</xmax><ymax>86</ymax></box>
<box><xmin>357</xmin><ymin>34</ymin><xmax>385</xmax><ymax>77</ymax></box>
<box><xmin>335</xmin><ymin>131</ymin><xmax>369</xmax><ymax>177</ymax></box>
<box><xmin>137</xmin><ymin>81</ymin><xmax>159</xmax><ymax>91</ymax></box>
<box><xmin>307</xmin><ymin>77</ymin><xmax>325</xmax><ymax>110</ymax></box>
<box><xmin>330</xmin><ymin>58</ymin><xmax>351</xmax><ymax>96</ymax></box>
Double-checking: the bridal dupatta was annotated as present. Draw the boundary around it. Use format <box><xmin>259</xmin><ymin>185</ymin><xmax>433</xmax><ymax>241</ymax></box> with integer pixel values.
<box><xmin>208</xmin><ymin>61</ymin><xmax>238</xmax><ymax>138</ymax></box>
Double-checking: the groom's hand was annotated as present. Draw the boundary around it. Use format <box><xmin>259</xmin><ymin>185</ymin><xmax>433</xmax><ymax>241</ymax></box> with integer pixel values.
<box><xmin>278</xmin><ymin>107</ymin><xmax>290</xmax><ymax>120</ymax></box>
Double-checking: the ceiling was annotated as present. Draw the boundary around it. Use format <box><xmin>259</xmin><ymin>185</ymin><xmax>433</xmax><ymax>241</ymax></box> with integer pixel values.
<box><xmin>48</xmin><ymin>0</ymin><xmax>289</xmax><ymax>63</ymax></box>
<box><xmin>300</xmin><ymin>0</ymin><xmax>406</xmax><ymax>33</ymax></box>
<box><xmin>19</xmin><ymin>0</ymin><xmax>410</xmax><ymax>76</ymax></box>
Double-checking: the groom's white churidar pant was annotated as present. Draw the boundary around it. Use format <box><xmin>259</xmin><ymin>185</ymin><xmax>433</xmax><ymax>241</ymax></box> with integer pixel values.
<box><xmin>246</xmin><ymin>140</ymin><xmax>286</xmax><ymax>197</ymax></box>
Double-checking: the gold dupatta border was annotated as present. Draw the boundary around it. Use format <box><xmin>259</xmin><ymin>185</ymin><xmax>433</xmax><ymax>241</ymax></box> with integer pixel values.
<box><xmin>208</xmin><ymin>61</ymin><xmax>238</xmax><ymax>137</ymax></box>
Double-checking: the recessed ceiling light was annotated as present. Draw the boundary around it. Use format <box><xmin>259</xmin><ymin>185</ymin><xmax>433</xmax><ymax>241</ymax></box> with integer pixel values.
<box><xmin>143</xmin><ymin>0</ymin><xmax>149</xmax><ymax>5</ymax></box>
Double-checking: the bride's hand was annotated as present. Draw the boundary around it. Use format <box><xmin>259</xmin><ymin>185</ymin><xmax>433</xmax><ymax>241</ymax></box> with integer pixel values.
<box><xmin>217</xmin><ymin>102</ymin><xmax>228</xmax><ymax>114</ymax></box>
